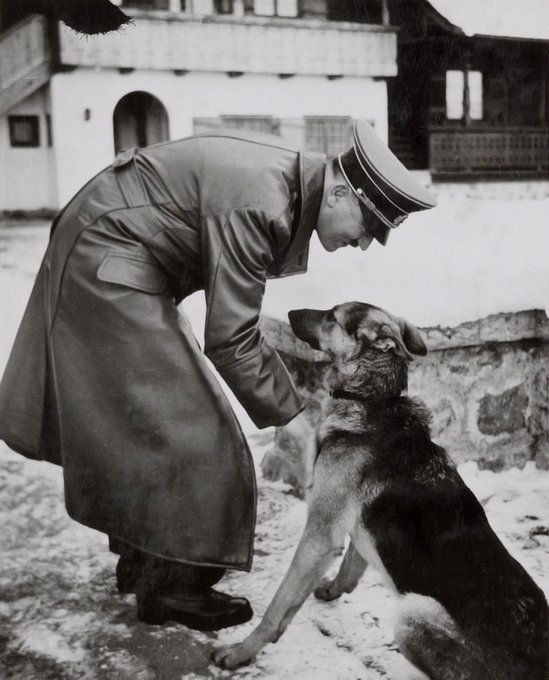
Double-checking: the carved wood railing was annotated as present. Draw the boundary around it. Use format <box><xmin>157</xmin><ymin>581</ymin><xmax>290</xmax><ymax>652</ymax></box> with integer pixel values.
<box><xmin>58</xmin><ymin>12</ymin><xmax>397</xmax><ymax>77</ymax></box>
<box><xmin>429</xmin><ymin>128</ymin><xmax>549</xmax><ymax>175</ymax></box>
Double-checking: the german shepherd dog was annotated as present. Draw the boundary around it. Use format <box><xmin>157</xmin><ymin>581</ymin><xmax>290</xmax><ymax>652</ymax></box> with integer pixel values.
<box><xmin>214</xmin><ymin>302</ymin><xmax>549</xmax><ymax>679</ymax></box>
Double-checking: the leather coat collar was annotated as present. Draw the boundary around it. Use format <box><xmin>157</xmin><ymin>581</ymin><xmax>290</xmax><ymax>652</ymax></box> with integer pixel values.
<box><xmin>274</xmin><ymin>151</ymin><xmax>326</xmax><ymax>276</ymax></box>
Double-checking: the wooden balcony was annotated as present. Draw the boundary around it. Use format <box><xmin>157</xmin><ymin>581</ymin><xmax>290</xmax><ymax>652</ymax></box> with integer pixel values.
<box><xmin>429</xmin><ymin>128</ymin><xmax>549</xmax><ymax>177</ymax></box>
<box><xmin>0</xmin><ymin>15</ymin><xmax>52</xmax><ymax>116</ymax></box>
<box><xmin>58</xmin><ymin>12</ymin><xmax>397</xmax><ymax>77</ymax></box>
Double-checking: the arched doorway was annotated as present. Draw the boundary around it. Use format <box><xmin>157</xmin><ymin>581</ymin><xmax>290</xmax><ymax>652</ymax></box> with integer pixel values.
<box><xmin>113</xmin><ymin>91</ymin><xmax>169</xmax><ymax>154</ymax></box>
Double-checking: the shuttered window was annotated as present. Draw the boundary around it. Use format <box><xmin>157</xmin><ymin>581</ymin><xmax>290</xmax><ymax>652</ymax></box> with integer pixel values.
<box><xmin>446</xmin><ymin>70</ymin><xmax>483</xmax><ymax>121</ymax></box>
<box><xmin>220</xmin><ymin>116</ymin><xmax>281</xmax><ymax>135</ymax></box>
<box><xmin>254</xmin><ymin>0</ymin><xmax>298</xmax><ymax>16</ymax></box>
<box><xmin>305</xmin><ymin>116</ymin><xmax>353</xmax><ymax>156</ymax></box>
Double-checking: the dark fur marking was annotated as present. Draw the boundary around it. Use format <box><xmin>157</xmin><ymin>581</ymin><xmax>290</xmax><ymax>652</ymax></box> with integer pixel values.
<box><xmin>317</xmin><ymin>302</ymin><xmax>549</xmax><ymax>679</ymax></box>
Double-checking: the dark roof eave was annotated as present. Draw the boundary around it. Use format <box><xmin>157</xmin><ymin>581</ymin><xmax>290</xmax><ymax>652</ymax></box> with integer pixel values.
<box><xmin>419</xmin><ymin>0</ymin><xmax>465</xmax><ymax>36</ymax></box>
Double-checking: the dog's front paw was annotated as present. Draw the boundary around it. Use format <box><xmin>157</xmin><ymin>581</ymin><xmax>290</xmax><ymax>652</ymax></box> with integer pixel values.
<box><xmin>212</xmin><ymin>642</ymin><xmax>257</xmax><ymax>670</ymax></box>
<box><xmin>314</xmin><ymin>577</ymin><xmax>343</xmax><ymax>602</ymax></box>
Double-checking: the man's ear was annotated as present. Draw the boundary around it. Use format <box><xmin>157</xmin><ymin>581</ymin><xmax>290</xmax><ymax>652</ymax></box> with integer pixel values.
<box><xmin>326</xmin><ymin>183</ymin><xmax>349</xmax><ymax>207</ymax></box>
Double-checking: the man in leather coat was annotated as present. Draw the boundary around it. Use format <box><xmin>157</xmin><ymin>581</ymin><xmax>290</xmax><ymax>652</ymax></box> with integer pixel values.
<box><xmin>0</xmin><ymin>121</ymin><xmax>437</xmax><ymax>630</ymax></box>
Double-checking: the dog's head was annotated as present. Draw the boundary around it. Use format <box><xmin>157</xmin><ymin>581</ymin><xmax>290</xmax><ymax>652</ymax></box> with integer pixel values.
<box><xmin>288</xmin><ymin>302</ymin><xmax>427</xmax><ymax>398</ymax></box>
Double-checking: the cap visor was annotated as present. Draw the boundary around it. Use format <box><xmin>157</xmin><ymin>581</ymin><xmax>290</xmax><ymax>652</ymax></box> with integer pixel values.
<box><xmin>375</xmin><ymin>224</ymin><xmax>390</xmax><ymax>246</ymax></box>
<box><xmin>359</xmin><ymin>204</ymin><xmax>391</xmax><ymax>246</ymax></box>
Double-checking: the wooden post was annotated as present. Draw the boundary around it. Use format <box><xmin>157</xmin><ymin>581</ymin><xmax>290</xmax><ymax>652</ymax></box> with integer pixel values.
<box><xmin>463</xmin><ymin>51</ymin><xmax>472</xmax><ymax>128</ymax></box>
<box><xmin>540</xmin><ymin>48</ymin><xmax>548</xmax><ymax>128</ymax></box>
<box><xmin>381</xmin><ymin>0</ymin><xmax>390</xmax><ymax>26</ymax></box>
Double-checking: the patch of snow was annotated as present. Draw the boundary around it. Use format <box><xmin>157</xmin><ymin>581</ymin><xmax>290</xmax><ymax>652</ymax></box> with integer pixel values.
<box><xmin>16</xmin><ymin>624</ymin><xmax>87</xmax><ymax>664</ymax></box>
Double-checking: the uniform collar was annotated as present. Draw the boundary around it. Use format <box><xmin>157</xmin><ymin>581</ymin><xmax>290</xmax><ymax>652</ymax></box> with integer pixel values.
<box><xmin>280</xmin><ymin>150</ymin><xmax>326</xmax><ymax>271</ymax></box>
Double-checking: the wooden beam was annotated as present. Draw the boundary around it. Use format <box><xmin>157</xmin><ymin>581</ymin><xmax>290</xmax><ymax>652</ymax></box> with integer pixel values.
<box><xmin>381</xmin><ymin>0</ymin><xmax>390</xmax><ymax>26</ymax></box>
<box><xmin>0</xmin><ymin>61</ymin><xmax>51</xmax><ymax>116</ymax></box>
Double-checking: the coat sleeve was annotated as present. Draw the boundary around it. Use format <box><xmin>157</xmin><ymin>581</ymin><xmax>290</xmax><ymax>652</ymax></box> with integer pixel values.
<box><xmin>201</xmin><ymin>207</ymin><xmax>304</xmax><ymax>429</ymax></box>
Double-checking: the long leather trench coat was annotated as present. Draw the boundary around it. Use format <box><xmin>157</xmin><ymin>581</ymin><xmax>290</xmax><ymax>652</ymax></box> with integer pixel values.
<box><xmin>0</xmin><ymin>133</ymin><xmax>326</xmax><ymax>570</ymax></box>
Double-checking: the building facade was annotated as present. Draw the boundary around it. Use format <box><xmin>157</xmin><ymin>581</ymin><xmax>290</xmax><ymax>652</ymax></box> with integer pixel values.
<box><xmin>0</xmin><ymin>0</ymin><xmax>397</xmax><ymax>212</ymax></box>
<box><xmin>387</xmin><ymin>0</ymin><xmax>549</xmax><ymax>178</ymax></box>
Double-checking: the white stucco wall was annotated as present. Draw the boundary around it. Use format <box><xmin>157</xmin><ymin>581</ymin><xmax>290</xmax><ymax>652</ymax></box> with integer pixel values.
<box><xmin>259</xmin><ymin>181</ymin><xmax>549</xmax><ymax>328</ymax></box>
<box><xmin>50</xmin><ymin>68</ymin><xmax>387</xmax><ymax>206</ymax></box>
<box><xmin>0</xmin><ymin>87</ymin><xmax>57</xmax><ymax>212</ymax></box>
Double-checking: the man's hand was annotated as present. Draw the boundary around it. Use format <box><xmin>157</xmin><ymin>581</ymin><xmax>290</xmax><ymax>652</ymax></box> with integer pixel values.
<box><xmin>281</xmin><ymin>412</ymin><xmax>317</xmax><ymax>492</ymax></box>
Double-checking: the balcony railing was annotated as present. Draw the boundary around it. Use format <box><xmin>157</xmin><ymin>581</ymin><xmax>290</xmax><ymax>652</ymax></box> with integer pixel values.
<box><xmin>58</xmin><ymin>12</ymin><xmax>397</xmax><ymax>77</ymax></box>
<box><xmin>0</xmin><ymin>15</ymin><xmax>52</xmax><ymax>116</ymax></box>
<box><xmin>429</xmin><ymin>128</ymin><xmax>549</xmax><ymax>176</ymax></box>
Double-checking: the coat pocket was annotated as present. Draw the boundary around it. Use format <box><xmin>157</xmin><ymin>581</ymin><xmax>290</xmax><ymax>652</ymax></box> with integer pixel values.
<box><xmin>97</xmin><ymin>252</ymin><xmax>167</xmax><ymax>295</ymax></box>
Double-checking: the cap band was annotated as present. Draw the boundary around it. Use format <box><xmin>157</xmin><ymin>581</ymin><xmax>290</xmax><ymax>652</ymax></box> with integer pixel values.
<box><xmin>351</xmin><ymin>127</ymin><xmax>413</xmax><ymax>214</ymax></box>
<box><xmin>337</xmin><ymin>154</ymin><xmax>408</xmax><ymax>231</ymax></box>
<box><xmin>352</xmin><ymin>124</ymin><xmax>435</xmax><ymax>211</ymax></box>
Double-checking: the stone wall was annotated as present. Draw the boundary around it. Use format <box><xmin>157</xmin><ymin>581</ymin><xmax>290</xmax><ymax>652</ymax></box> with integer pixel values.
<box><xmin>431</xmin><ymin>180</ymin><xmax>549</xmax><ymax>201</ymax></box>
<box><xmin>260</xmin><ymin>309</ymin><xmax>549</xmax><ymax>491</ymax></box>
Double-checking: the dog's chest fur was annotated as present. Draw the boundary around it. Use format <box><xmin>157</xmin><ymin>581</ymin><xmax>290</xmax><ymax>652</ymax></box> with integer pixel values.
<box><xmin>316</xmin><ymin>395</ymin><xmax>548</xmax><ymax>658</ymax></box>
<box><xmin>317</xmin><ymin>396</ymin><xmax>443</xmax><ymax>593</ymax></box>
<box><xmin>316</xmin><ymin>395</ymin><xmax>483</xmax><ymax>597</ymax></box>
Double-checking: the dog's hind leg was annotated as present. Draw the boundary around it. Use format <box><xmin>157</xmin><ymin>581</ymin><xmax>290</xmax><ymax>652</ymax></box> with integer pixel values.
<box><xmin>394</xmin><ymin>594</ymin><xmax>495</xmax><ymax>680</ymax></box>
<box><xmin>314</xmin><ymin>541</ymin><xmax>368</xmax><ymax>602</ymax></box>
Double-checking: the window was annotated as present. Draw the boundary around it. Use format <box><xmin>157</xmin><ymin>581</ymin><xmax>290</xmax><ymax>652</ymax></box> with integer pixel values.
<box><xmin>121</xmin><ymin>0</ymin><xmax>170</xmax><ymax>8</ymax></box>
<box><xmin>305</xmin><ymin>117</ymin><xmax>353</xmax><ymax>156</ymax></box>
<box><xmin>254</xmin><ymin>0</ymin><xmax>298</xmax><ymax>17</ymax></box>
<box><xmin>213</xmin><ymin>0</ymin><xmax>298</xmax><ymax>17</ymax></box>
<box><xmin>9</xmin><ymin>115</ymin><xmax>40</xmax><ymax>147</ymax></box>
<box><xmin>446</xmin><ymin>70</ymin><xmax>483</xmax><ymax>121</ymax></box>
<box><xmin>214</xmin><ymin>0</ymin><xmax>233</xmax><ymax>13</ymax></box>
<box><xmin>221</xmin><ymin>116</ymin><xmax>280</xmax><ymax>135</ymax></box>
<box><xmin>328</xmin><ymin>0</ymin><xmax>382</xmax><ymax>23</ymax></box>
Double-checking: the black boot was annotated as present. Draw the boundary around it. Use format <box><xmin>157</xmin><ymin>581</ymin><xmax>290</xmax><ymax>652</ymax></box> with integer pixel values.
<box><xmin>110</xmin><ymin>537</ymin><xmax>145</xmax><ymax>594</ymax></box>
<box><xmin>136</xmin><ymin>587</ymin><xmax>253</xmax><ymax>631</ymax></box>
<box><xmin>135</xmin><ymin>558</ymin><xmax>252</xmax><ymax>631</ymax></box>
<box><xmin>111</xmin><ymin>541</ymin><xmax>251</xmax><ymax>630</ymax></box>
<box><xmin>116</xmin><ymin>555</ymin><xmax>143</xmax><ymax>594</ymax></box>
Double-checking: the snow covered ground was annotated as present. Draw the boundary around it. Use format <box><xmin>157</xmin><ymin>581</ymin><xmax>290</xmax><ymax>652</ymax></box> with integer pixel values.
<box><xmin>1</xmin><ymin>437</ymin><xmax>548</xmax><ymax>680</ymax></box>
<box><xmin>1</xmin><ymin>219</ymin><xmax>549</xmax><ymax>679</ymax></box>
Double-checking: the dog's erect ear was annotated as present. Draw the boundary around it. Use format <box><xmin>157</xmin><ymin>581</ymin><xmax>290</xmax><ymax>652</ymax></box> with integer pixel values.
<box><xmin>371</xmin><ymin>331</ymin><xmax>414</xmax><ymax>361</ymax></box>
<box><xmin>372</xmin><ymin>337</ymin><xmax>402</xmax><ymax>355</ymax></box>
<box><xmin>355</xmin><ymin>322</ymin><xmax>413</xmax><ymax>361</ymax></box>
<box><xmin>349</xmin><ymin>305</ymin><xmax>427</xmax><ymax>361</ymax></box>
<box><xmin>395</xmin><ymin>318</ymin><xmax>428</xmax><ymax>357</ymax></box>
<box><xmin>358</xmin><ymin>316</ymin><xmax>427</xmax><ymax>361</ymax></box>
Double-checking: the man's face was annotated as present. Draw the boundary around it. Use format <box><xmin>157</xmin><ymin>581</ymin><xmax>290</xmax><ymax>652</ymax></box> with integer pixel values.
<box><xmin>316</xmin><ymin>185</ymin><xmax>376</xmax><ymax>253</ymax></box>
